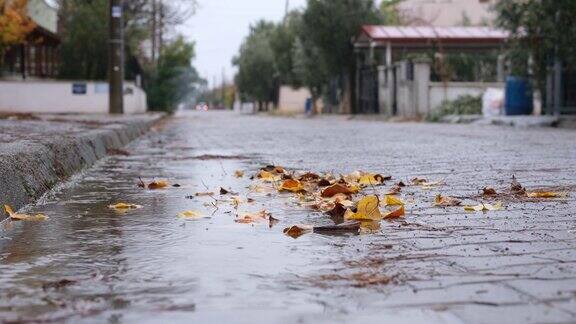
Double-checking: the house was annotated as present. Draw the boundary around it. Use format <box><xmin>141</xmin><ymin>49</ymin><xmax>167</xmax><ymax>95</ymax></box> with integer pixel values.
<box><xmin>396</xmin><ymin>0</ymin><xmax>497</xmax><ymax>27</ymax></box>
<box><xmin>1</xmin><ymin>0</ymin><xmax>60</xmax><ymax>79</ymax></box>
<box><xmin>353</xmin><ymin>25</ymin><xmax>508</xmax><ymax>117</ymax></box>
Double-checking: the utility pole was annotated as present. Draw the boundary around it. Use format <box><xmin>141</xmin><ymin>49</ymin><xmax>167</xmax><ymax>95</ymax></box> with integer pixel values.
<box><xmin>108</xmin><ymin>0</ymin><xmax>124</xmax><ymax>114</ymax></box>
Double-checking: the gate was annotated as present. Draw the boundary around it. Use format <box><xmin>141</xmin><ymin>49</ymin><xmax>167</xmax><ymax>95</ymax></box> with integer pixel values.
<box><xmin>358</xmin><ymin>67</ymin><xmax>379</xmax><ymax>114</ymax></box>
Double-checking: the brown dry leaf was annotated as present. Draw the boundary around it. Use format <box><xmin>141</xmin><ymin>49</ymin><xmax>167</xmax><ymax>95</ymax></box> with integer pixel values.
<box><xmin>384</xmin><ymin>195</ymin><xmax>404</xmax><ymax>206</ymax></box>
<box><xmin>511</xmin><ymin>176</ymin><xmax>526</xmax><ymax>195</ymax></box>
<box><xmin>383</xmin><ymin>205</ymin><xmax>405</xmax><ymax>219</ymax></box>
<box><xmin>283</xmin><ymin>225</ymin><xmax>313</xmax><ymax>238</ymax></box>
<box><xmin>344</xmin><ymin>196</ymin><xmax>382</xmax><ymax>222</ymax></box>
<box><xmin>235</xmin><ymin>210</ymin><xmax>272</xmax><ymax>224</ymax></box>
<box><xmin>234</xmin><ymin>170</ymin><xmax>245</xmax><ymax>178</ymax></box>
<box><xmin>397</xmin><ymin>181</ymin><xmax>406</xmax><ymax>187</ymax></box>
<box><xmin>411</xmin><ymin>177</ymin><xmax>427</xmax><ymax>185</ymax></box>
<box><xmin>317</xmin><ymin>179</ymin><xmax>331</xmax><ymax>187</ymax></box>
<box><xmin>4</xmin><ymin>205</ymin><xmax>48</xmax><ymax>222</ymax></box>
<box><xmin>299</xmin><ymin>172</ymin><xmax>320</xmax><ymax>182</ymax></box>
<box><xmin>385</xmin><ymin>186</ymin><xmax>402</xmax><ymax>195</ymax></box>
<box><xmin>464</xmin><ymin>202</ymin><xmax>503</xmax><ymax>212</ymax></box>
<box><xmin>148</xmin><ymin>180</ymin><xmax>169</xmax><ymax>190</ymax></box>
<box><xmin>326</xmin><ymin>203</ymin><xmax>347</xmax><ymax>220</ymax></box>
<box><xmin>314</xmin><ymin>221</ymin><xmax>361</xmax><ymax>235</ymax></box>
<box><xmin>526</xmin><ymin>191</ymin><xmax>565</xmax><ymax>198</ymax></box>
<box><xmin>195</xmin><ymin>192</ymin><xmax>215</xmax><ymax>197</ymax></box>
<box><xmin>321</xmin><ymin>183</ymin><xmax>355</xmax><ymax>198</ymax></box>
<box><xmin>434</xmin><ymin>194</ymin><xmax>462</xmax><ymax>207</ymax></box>
<box><xmin>278</xmin><ymin>179</ymin><xmax>305</xmax><ymax>193</ymax></box>
<box><xmin>483</xmin><ymin>187</ymin><xmax>497</xmax><ymax>196</ymax></box>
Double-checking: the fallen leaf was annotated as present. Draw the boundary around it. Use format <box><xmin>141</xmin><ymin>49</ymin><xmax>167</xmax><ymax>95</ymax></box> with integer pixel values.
<box><xmin>526</xmin><ymin>191</ymin><xmax>565</xmax><ymax>198</ymax></box>
<box><xmin>195</xmin><ymin>192</ymin><xmax>215</xmax><ymax>197</ymax></box>
<box><xmin>258</xmin><ymin>170</ymin><xmax>281</xmax><ymax>182</ymax></box>
<box><xmin>283</xmin><ymin>225</ymin><xmax>313</xmax><ymax>238</ymax></box>
<box><xmin>434</xmin><ymin>194</ymin><xmax>462</xmax><ymax>207</ymax></box>
<box><xmin>317</xmin><ymin>179</ymin><xmax>331</xmax><ymax>187</ymax></box>
<box><xmin>4</xmin><ymin>205</ymin><xmax>48</xmax><ymax>221</ymax></box>
<box><xmin>464</xmin><ymin>202</ymin><xmax>503</xmax><ymax>212</ymax></box>
<box><xmin>321</xmin><ymin>183</ymin><xmax>355</xmax><ymax>198</ymax></box>
<box><xmin>385</xmin><ymin>186</ymin><xmax>402</xmax><ymax>195</ymax></box>
<box><xmin>420</xmin><ymin>181</ymin><xmax>444</xmax><ymax>189</ymax></box>
<box><xmin>108</xmin><ymin>203</ymin><xmax>142</xmax><ymax>210</ymax></box>
<box><xmin>231</xmin><ymin>196</ymin><xmax>243</xmax><ymax>208</ymax></box>
<box><xmin>397</xmin><ymin>181</ymin><xmax>406</xmax><ymax>187</ymax></box>
<box><xmin>358</xmin><ymin>174</ymin><xmax>384</xmax><ymax>186</ymax></box>
<box><xmin>148</xmin><ymin>180</ymin><xmax>169</xmax><ymax>190</ymax></box>
<box><xmin>511</xmin><ymin>175</ymin><xmax>526</xmax><ymax>195</ymax></box>
<box><xmin>411</xmin><ymin>177</ymin><xmax>427</xmax><ymax>185</ymax></box>
<box><xmin>235</xmin><ymin>210</ymin><xmax>272</xmax><ymax>224</ymax></box>
<box><xmin>383</xmin><ymin>205</ymin><xmax>405</xmax><ymax>219</ymax></box>
<box><xmin>234</xmin><ymin>170</ymin><xmax>245</xmax><ymax>178</ymax></box>
<box><xmin>344</xmin><ymin>196</ymin><xmax>382</xmax><ymax>221</ymax></box>
<box><xmin>384</xmin><ymin>195</ymin><xmax>404</xmax><ymax>206</ymax></box>
<box><xmin>178</xmin><ymin>210</ymin><xmax>204</xmax><ymax>219</ymax></box>
<box><xmin>483</xmin><ymin>187</ymin><xmax>497</xmax><ymax>196</ymax></box>
<box><xmin>220</xmin><ymin>187</ymin><xmax>230</xmax><ymax>195</ymax></box>
<box><xmin>326</xmin><ymin>202</ymin><xmax>347</xmax><ymax>220</ymax></box>
<box><xmin>279</xmin><ymin>179</ymin><xmax>305</xmax><ymax>193</ymax></box>
<box><xmin>299</xmin><ymin>172</ymin><xmax>320</xmax><ymax>182</ymax></box>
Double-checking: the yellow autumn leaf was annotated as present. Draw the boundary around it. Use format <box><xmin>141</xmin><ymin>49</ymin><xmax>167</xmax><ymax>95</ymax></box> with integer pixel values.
<box><xmin>384</xmin><ymin>195</ymin><xmax>404</xmax><ymax>206</ymax></box>
<box><xmin>358</xmin><ymin>174</ymin><xmax>383</xmax><ymax>186</ymax></box>
<box><xmin>235</xmin><ymin>210</ymin><xmax>271</xmax><ymax>224</ymax></box>
<box><xmin>344</xmin><ymin>196</ymin><xmax>382</xmax><ymax>221</ymax></box>
<box><xmin>178</xmin><ymin>210</ymin><xmax>204</xmax><ymax>219</ymax></box>
<box><xmin>526</xmin><ymin>191</ymin><xmax>565</xmax><ymax>198</ymax></box>
<box><xmin>148</xmin><ymin>180</ymin><xmax>169</xmax><ymax>189</ymax></box>
<box><xmin>464</xmin><ymin>202</ymin><xmax>503</xmax><ymax>212</ymax></box>
<box><xmin>108</xmin><ymin>203</ymin><xmax>142</xmax><ymax>210</ymax></box>
<box><xmin>4</xmin><ymin>205</ymin><xmax>48</xmax><ymax>221</ymax></box>
<box><xmin>258</xmin><ymin>170</ymin><xmax>281</xmax><ymax>182</ymax></box>
<box><xmin>278</xmin><ymin>179</ymin><xmax>305</xmax><ymax>193</ymax></box>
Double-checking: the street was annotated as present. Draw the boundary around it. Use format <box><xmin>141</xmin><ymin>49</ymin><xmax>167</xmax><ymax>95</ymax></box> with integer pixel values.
<box><xmin>1</xmin><ymin>110</ymin><xmax>576</xmax><ymax>323</ymax></box>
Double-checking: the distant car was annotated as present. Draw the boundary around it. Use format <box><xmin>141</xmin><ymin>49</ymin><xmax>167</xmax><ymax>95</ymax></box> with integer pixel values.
<box><xmin>195</xmin><ymin>102</ymin><xmax>209</xmax><ymax>111</ymax></box>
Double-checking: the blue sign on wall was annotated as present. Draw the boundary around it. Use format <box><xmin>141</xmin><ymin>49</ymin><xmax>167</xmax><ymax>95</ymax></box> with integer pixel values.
<box><xmin>72</xmin><ymin>83</ymin><xmax>87</xmax><ymax>95</ymax></box>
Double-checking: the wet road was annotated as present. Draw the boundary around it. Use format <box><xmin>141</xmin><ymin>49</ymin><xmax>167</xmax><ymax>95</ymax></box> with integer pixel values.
<box><xmin>1</xmin><ymin>111</ymin><xmax>576</xmax><ymax>323</ymax></box>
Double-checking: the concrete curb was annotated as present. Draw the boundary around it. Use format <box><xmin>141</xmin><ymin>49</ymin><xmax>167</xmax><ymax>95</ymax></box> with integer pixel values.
<box><xmin>0</xmin><ymin>114</ymin><xmax>164</xmax><ymax>218</ymax></box>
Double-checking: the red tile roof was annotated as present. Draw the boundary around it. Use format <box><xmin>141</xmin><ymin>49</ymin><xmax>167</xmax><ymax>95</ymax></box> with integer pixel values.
<box><xmin>360</xmin><ymin>25</ymin><xmax>508</xmax><ymax>44</ymax></box>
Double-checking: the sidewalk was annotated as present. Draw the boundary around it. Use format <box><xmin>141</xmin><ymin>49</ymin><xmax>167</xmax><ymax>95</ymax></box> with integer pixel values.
<box><xmin>0</xmin><ymin>113</ymin><xmax>163</xmax><ymax>217</ymax></box>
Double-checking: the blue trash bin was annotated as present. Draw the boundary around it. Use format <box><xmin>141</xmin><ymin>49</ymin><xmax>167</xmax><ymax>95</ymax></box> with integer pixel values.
<box><xmin>305</xmin><ymin>98</ymin><xmax>312</xmax><ymax>114</ymax></box>
<box><xmin>505</xmin><ymin>76</ymin><xmax>533</xmax><ymax>115</ymax></box>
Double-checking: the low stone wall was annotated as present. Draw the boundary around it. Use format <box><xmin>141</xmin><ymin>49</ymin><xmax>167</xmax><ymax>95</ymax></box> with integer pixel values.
<box><xmin>429</xmin><ymin>82</ymin><xmax>505</xmax><ymax>112</ymax></box>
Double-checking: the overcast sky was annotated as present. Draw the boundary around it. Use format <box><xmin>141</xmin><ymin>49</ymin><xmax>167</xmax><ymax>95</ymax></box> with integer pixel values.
<box><xmin>180</xmin><ymin>0</ymin><xmax>307</xmax><ymax>87</ymax></box>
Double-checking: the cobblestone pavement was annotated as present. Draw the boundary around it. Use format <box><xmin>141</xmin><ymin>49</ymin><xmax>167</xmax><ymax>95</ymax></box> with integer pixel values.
<box><xmin>1</xmin><ymin>110</ymin><xmax>576</xmax><ymax>323</ymax></box>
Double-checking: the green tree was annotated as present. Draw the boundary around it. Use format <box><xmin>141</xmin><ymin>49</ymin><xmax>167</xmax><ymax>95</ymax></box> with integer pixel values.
<box><xmin>269</xmin><ymin>11</ymin><xmax>302</xmax><ymax>87</ymax></box>
<box><xmin>300</xmin><ymin>0</ymin><xmax>381</xmax><ymax>113</ymax></box>
<box><xmin>147</xmin><ymin>36</ymin><xmax>202</xmax><ymax>112</ymax></box>
<box><xmin>495</xmin><ymin>1</ymin><xmax>576</xmax><ymax>98</ymax></box>
<box><xmin>380</xmin><ymin>0</ymin><xmax>402</xmax><ymax>25</ymax></box>
<box><xmin>233</xmin><ymin>20</ymin><xmax>276</xmax><ymax>110</ymax></box>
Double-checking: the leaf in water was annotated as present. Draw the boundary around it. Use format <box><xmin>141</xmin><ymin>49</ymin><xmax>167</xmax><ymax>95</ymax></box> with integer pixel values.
<box><xmin>385</xmin><ymin>186</ymin><xmax>402</xmax><ymax>195</ymax></box>
<box><xmin>283</xmin><ymin>225</ymin><xmax>313</xmax><ymax>238</ymax></box>
<box><xmin>511</xmin><ymin>175</ymin><xmax>526</xmax><ymax>195</ymax></box>
<box><xmin>526</xmin><ymin>191</ymin><xmax>565</xmax><ymax>198</ymax></box>
<box><xmin>108</xmin><ymin>203</ymin><xmax>142</xmax><ymax>213</ymax></box>
<box><xmin>299</xmin><ymin>172</ymin><xmax>320</xmax><ymax>182</ymax></box>
<box><xmin>434</xmin><ymin>194</ymin><xmax>462</xmax><ymax>207</ymax></box>
<box><xmin>4</xmin><ymin>205</ymin><xmax>48</xmax><ymax>222</ymax></box>
<box><xmin>464</xmin><ymin>202</ymin><xmax>503</xmax><ymax>212</ymax></box>
<box><xmin>148</xmin><ymin>180</ymin><xmax>169</xmax><ymax>190</ymax></box>
<box><xmin>411</xmin><ymin>177</ymin><xmax>427</xmax><ymax>185</ymax></box>
<box><xmin>278</xmin><ymin>179</ymin><xmax>305</xmax><ymax>193</ymax></box>
<box><xmin>344</xmin><ymin>196</ymin><xmax>382</xmax><ymax>221</ymax></box>
<box><xmin>483</xmin><ymin>187</ymin><xmax>497</xmax><ymax>196</ymax></box>
<box><xmin>195</xmin><ymin>192</ymin><xmax>215</xmax><ymax>197</ymax></box>
<box><xmin>321</xmin><ymin>183</ymin><xmax>355</xmax><ymax>198</ymax></box>
<box><xmin>326</xmin><ymin>202</ymin><xmax>347</xmax><ymax>220</ymax></box>
<box><xmin>235</xmin><ymin>210</ymin><xmax>272</xmax><ymax>224</ymax></box>
<box><xmin>178</xmin><ymin>210</ymin><xmax>204</xmax><ymax>219</ymax></box>
<box><xmin>220</xmin><ymin>187</ymin><xmax>230</xmax><ymax>195</ymax></box>
<box><xmin>314</xmin><ymin>221</ymin><xmax>361</xmax><ymax>235</ymax></box>
<box><xmin>384</xmin><ymin>195</ymin><xmax>404</xmax><ymax>206</ymax></box>
<box><xmin>234</xmin><ymin>170</ymin><xmax>245</xmax><ymax>178</ymax></box>
<box><xmin>383</xmin><ymin>205</ymin><xmax>405</xmax><ymax>219</ymax></box>
<box><xmin>258</xmin><ymin>170</ymin><xmax>282</xmax><ymax>182</ymax></box>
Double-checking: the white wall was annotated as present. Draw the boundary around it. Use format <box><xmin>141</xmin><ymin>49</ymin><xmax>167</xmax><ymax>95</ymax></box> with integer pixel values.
<box><xmin>397</xmin><ymin>0</ymin><xmax>496</xmax><ymax>27</ymax></box>
<box><xmin>28</xmin><ymin>0</ymin><xmax>58</xmax><ymax>34</ymax></box>
<box><xmin>277</xmin><ymin>86</ymin><xmax>310</xmax><ymax>113</ymax></box>
<box><xmin>429</xmin><ymin>82</ymin><xmax>505</xmax><ymax>111</ymax></box>
<box><xmin>0</xmin><ymin>80</ymin><xmax>148</xmax><ymax>114</ymax></box>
